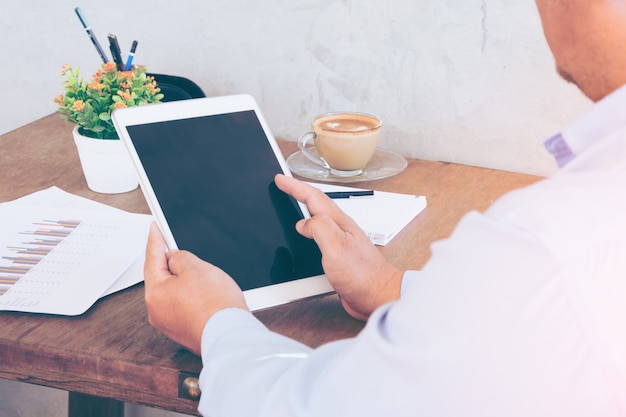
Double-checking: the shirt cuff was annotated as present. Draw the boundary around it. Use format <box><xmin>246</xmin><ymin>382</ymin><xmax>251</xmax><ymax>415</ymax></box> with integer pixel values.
<box><xmin>401</xmin><ymin>270</ymin><xmax>419</xmax><ymax>295</ymax></box>
<box><xmin>201</xmin><ymin>308</ymin><xmax>265</xmax><ymax>356</ymax></box>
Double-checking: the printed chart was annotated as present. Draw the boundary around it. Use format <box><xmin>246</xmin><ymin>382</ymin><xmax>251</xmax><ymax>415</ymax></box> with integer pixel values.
<box><xmin>0</xmin><ymin>219</ymin><xmax>81</xmax><ymax>297</ymax></box>
<box><xmin>0</xmin><ymin>204</ymin><xmax>151</xmax><ymax>315</ymax></box>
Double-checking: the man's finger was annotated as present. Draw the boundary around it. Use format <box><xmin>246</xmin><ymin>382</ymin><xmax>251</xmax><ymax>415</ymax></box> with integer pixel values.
<box><xmin>144</xmin><ymin>222</ymin><xmax>172</xmax><ymax>283</ymax></box>
<box><xmin>275</xmin><ymin>174</ymin><xmax>361</xmax><ymax>231</ymax></box>
<box><xmin>295</xmin><ymin>213</ymin><xmax>349</xmax><ymax>254</ymax></box>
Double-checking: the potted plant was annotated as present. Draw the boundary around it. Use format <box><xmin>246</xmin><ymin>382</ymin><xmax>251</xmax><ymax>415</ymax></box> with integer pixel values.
<box><xmin>54</xmin><ymin>62</ymin><xmax>163</xmax><ymax>193</ymax></box>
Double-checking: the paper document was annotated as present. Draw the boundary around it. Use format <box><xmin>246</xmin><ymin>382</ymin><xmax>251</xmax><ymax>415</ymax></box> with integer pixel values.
<box><xmin>0</xmin><ymin>188</ymin><xmax>152</xmax><ymax>315</ymax></box>
<box><xmin>9</xmin><ymin>187</ymin><xmax>149</xmax><ymax>297</ymax></box>
<box><xmin>308</xmin><ymin>183</ymin><xmax>427</xmax><ymax>246</ymax></box>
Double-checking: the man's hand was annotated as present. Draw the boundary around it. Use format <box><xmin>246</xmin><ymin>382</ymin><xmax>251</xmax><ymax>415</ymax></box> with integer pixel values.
<box><xmin>144</xmin><ymin>223</ymin><xmax>249</xmax><ymax>355</ymax></box>
<box><xmin>275</xmin><ymin>174</ymin><xmax>404</xmax><ymax>320</ymax></box>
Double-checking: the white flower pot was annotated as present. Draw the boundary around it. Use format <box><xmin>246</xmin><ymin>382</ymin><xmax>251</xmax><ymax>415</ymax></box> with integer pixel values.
<box><xmin>72</xmin><ymin>126</ymin><xmax>139</xmax><ymax>194</ymax></box>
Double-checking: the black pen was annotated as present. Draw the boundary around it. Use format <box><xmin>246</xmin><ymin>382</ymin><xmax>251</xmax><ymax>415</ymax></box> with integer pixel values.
<box><xmin>107</xmin><ymin>33</ymin><xmax>124</xmax><ymax>70</ymax></box>
<box><xmin>74</xmin><ymin>7</ymin><xmax>109</xmax><ymax>64</ymax></box>
<box><xmin>124</xmin><ymin>40</ymin><xmax>138</xmax><ymax>71</ymax></box>
<box><xmin>325</xmin><ymin>190</ymin><xmax>374</xmax><ymax>199</ymax></box>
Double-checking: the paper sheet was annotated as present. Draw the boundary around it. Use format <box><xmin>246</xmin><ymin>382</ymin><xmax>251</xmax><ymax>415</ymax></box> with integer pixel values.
<box><xmin>9</xmin><ymin>187</ymin><xmax>150</xmax><ymax>297</ymax></box>
<box><xmin>308</xmin><ymin>183</ymin><xmax>427</xmax><ymax>246</ymax></box>
<box><xmin>0</xmin><ymin>187</ymin><xmax>152</xmax><ymax>315</ymax></box>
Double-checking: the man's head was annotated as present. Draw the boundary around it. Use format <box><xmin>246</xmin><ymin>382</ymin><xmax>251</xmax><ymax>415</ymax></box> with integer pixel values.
<box><xmin>535</xmin><ymin>0</ymin><xmax>626</xmax><ymax>101</ymax></box>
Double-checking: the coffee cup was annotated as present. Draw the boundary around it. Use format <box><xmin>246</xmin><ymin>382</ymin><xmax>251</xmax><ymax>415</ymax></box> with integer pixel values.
<box><xmin>298</xmin><ymin>112</ymin><xmax>382</xmax><ymax>177</ymax></box>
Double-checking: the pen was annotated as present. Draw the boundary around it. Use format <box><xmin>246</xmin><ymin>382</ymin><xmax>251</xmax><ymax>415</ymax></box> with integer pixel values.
<box><xmin>124</xmin><ymin>40</ymin><xmax>138</xmax><ymax>71</ymax></box>
<box><xmin>325</xmin><ymin>190</ymin><xmax>374</xmax><ymax>199</ymax></box>
<box><xmin>107</xmin><ymin>33</ymin><xmax>124</xmax><ymax>71</ymax></box>
<box><xmin>74</xmin><ymin>7</ymin><xmax>109</xmax><ymax>64</ymax></box>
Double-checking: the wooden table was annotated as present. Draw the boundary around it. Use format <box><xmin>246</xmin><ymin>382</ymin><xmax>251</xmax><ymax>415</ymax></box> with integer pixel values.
<box><xmin>0</xmin><ymin>114</ymin><xmax>541</xmax><ymax>416</ymax></box>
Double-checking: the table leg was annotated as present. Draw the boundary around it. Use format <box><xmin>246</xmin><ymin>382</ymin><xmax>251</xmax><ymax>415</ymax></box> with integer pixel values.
<box><xmin>68</xmin><ymin>392</ymin><xmax>124</xmax><ymax>417</ymax></box>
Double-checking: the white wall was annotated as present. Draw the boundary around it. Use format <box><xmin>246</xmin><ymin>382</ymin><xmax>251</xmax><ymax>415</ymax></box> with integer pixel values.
<box><xmin>1</xmin><ymin>0</ymin><xmax>590</xmax><ymax>177</ymax></box>
<box><xmin>0</xmin><ymin>1</ymin><xmax>592</xmax><ymax>416</ymax></box>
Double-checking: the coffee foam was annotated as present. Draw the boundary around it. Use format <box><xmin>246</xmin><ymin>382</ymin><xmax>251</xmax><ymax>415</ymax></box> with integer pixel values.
<box><xmin>316</xmin><ymin>114</ymin><xmax>381</xmax><ymax>133</ymax></box>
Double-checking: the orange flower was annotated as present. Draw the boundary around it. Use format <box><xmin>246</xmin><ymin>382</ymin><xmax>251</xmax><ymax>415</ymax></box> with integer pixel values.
<box><xmin>103</xmin><ymin>62</ymin><xmax>117</xmax><ymax>73</ymax></box>
<box><xmin>114</xmin><ymin>102</ymin><xmax>127</xmax><ymax>109</ymax></box>
<box><xmin>117</xmin><ymin>90</ymin><xmax>136</xmax><ymax>101</ymax></box>
<box><xmin>53</xmin><ymin>94</ymin><xmax>64</xmax><ymax>106</ymax></box>
<box><xmin>59</xmin><ymin>63</ymin><xmax>70</xmax><ymax>76</ymax></box>
<box><xmin>88</xmin><ymin>81</ymin><xmax>106</xmax><ymax>90</ymax></box>
<box><xmin>72</xmin><ymin>100</ymin><xmax>85</xmax><ymax>111</ymax></box>
<box><xmin>147</xmin><ymin>80</ymin><xmax>159</xmax><ymax>95</ymax></box>
<box><xmin>92</xmin><ymin>68</ymin><xmax>104</xmax><ymax>81</ymax></box>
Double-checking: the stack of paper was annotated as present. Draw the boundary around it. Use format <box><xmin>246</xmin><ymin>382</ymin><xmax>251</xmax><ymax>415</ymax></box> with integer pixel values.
<box><xmin>308</xmin><ymin>182</ymin><xmax>427</xmax><ymax>246</ymax></box>
<box><xmin>0</xmin><ymin>187</ymin><xmax>152</xmax><ymax>315</ymax></box>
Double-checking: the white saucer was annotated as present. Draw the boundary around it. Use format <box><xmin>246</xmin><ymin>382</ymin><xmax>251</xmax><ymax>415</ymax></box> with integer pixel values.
<box><xmin>286</xmin><ymin>149</ymin><xmax>407</xmax><ymax>183</ymax></box>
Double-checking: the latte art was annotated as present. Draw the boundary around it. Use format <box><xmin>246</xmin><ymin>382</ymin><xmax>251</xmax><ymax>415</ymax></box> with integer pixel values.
<box><xmin>319</xmin><ymin>114</ymin><xmax>381</xmax><ymax>134</ymax></box>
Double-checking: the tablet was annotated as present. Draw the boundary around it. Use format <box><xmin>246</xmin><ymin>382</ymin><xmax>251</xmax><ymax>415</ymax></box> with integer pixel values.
<box><xmin>112</xmin><ymin>94</ymin><xmax>332</xmax><ymax>310</ymax></box>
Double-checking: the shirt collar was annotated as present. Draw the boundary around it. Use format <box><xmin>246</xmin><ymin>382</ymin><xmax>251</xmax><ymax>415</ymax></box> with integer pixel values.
<box><xmin>545</xmin><ymin>84</ymin><xmax>626</xmax><ymax>167</ymax></box>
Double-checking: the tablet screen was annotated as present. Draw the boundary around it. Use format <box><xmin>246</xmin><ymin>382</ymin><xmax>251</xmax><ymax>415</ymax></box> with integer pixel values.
<box><xmin>126</xmin><ymin>110</ymin><xmax>324</xmax><ymax>291</ymax></box>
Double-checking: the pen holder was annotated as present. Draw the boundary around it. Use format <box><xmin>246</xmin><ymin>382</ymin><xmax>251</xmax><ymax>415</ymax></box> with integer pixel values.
<box><xmin>147</xmin><ymin>73</ymin><xmax>205</xmax><ymax>102</ymax></box>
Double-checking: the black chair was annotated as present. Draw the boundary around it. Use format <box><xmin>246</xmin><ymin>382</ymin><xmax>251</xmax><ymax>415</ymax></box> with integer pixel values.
<box><xmin>148</xmin><ymin>73</ymin><xmax>206</xmax><ymax>102</ymax></box>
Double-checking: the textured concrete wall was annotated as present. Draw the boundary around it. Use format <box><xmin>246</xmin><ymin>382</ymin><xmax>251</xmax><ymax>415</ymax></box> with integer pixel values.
<box><xmin>1</xmin><ymin>0</ymin><xmax>590</xmax><ymax>177</ymax></box>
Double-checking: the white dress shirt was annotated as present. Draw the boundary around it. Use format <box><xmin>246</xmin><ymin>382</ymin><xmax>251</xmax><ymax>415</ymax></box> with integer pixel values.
<box><xmin>197</xmin><ymin>85</ymin><xmax>626</xmax><ymax>417</ymax></box>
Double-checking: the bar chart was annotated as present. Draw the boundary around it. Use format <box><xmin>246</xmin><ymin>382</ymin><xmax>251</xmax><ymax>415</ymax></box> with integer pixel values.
<box><xmin>0</xmin><ymin>189</ymin><xmax>152</xmax><ymax>315</ymax></box>
<box><xmin>0</xmin><ymin>219</ymin><xmax>81</xmax><ymax>296</ymax></box>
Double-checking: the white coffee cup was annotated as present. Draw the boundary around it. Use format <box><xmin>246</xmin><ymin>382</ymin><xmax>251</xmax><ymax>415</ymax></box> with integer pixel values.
<box><xmin>298</xmin><ymin>112</ymin><xmax>382</xmax><ymax>177</ymax></box>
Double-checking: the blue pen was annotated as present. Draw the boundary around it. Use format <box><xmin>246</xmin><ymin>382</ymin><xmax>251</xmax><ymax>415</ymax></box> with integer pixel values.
<box><xmin>74</xmin><ymin>7</ymin><xmax>109</xmax><ymax>63</ymax></box>
<box><xmin>124</xmin><ymin>40</ymin><xmax>138</xmax><ymax>71</ymax></box>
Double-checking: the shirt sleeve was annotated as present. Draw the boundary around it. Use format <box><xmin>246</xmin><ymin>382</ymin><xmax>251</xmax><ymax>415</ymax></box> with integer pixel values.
<box><xmin>400</xmin><ymin>269</ymin><xmax>419</xmax><ymax>294</ymax></box>
<box><xmin>198</xmin><ymin>308</ymin><xmax>310</xmax><ymax>416</ymax></box>
<box><xmin>198</xmin><ymin>301</ymin><xmax>418</xmax><ymax>417</ymax></box>
<box><xmin>197</xmin><ymin>266</ymin><xmax>421</xmax><ymax>417</ymax></box>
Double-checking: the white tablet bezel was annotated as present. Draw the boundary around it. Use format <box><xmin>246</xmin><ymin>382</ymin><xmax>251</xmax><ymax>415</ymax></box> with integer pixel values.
<box><xmin>112</xmin><ymin>94</ymin><xmax>333</xmax><ymax>310</ymax></box>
